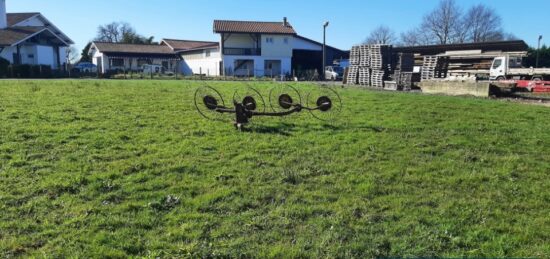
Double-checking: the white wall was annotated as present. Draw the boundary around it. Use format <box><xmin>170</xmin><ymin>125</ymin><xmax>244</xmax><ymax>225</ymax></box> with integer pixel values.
<box><xmin>293</xmin><ymin>37</ymin><xmax>322</xmax><ymax>51</ymax></box>
<box><xmin>0</xmin><ymin>44</ymin><xmax>61</xmax><ymax>68</ymax></box>
<box><xmin>261</xmin><ymin>34</ymin><xmax>293</xmax><ymax>57</ymax></box>
<box><xmin>222</xmin><ymin>55</ymin><xmax>291</xmax><ymax>77</ymax></box>
<box><xmin>224</xmin><ymin>34</ymin><xmax>256</xmax><ymax>48</ymax></box>
<box><xmin>180</xmin><ymin>48</ymin><xmax>221</xmax><ymax>76</ymax></box>
<box><xmin>36</xmin><ymin>45</ymin><xmax>54</xmax><ymax>67</ymax></box>
<box><xmin>0</xmin><ymin>46</ymin><xmax>15</xmax><ymax>63</ymax></box>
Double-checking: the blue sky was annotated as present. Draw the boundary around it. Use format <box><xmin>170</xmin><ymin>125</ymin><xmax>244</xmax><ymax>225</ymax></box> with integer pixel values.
<box><xmin>7</xmin><ymin>0</ymin><xmax>550</xmax><ymax>52</ymax></box>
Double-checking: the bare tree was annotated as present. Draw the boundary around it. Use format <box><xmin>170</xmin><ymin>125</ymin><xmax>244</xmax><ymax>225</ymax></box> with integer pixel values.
<box><xmin>421</xmin><ymin>0</ymin><xmax>463</xmax><ymax>44</ymax></box>
<box><xmin>365</xmin><ymin>25</ymin><xmax>396</xmax><ymax>45</ymax></box>
<box><xmin>65</xmin><ymin>46</ymin><xmax>79</xmax><ymax>64</ymax></box>
<box><xmin>463</xmin><ymin>4</ymin><xmax>503</xmax><ymax>42</ymax></box>
<box><xmin>96</xmin><ymin>22</ymin><xmax>121</xmax><ymax>42</ymax></box>
<box><xmin>400</xmin><ymin>28</ymin><xmax>434</xmax><ymax>46</ymax></box>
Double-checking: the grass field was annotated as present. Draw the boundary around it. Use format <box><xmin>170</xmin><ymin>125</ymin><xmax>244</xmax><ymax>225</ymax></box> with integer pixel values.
<box><xmin>0</xmin><ymin>80</ymin><xmax>549</xmax><ymax>258</ymax></box>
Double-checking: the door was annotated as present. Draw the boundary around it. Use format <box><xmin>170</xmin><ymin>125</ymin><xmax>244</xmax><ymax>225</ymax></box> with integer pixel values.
<box><xmin>490</xmin><ymin>57</ymin><xmax>505</xmax><ymax>79</ymax></box>
<box><xmin>96</xmin><ymin>57</ymin><xmax>102</xmax><ymax>73</ymax></box>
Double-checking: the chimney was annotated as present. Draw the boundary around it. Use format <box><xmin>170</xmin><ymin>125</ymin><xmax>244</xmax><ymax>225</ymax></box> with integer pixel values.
<box><xmin>0</xmin><ymin>0</ymin><xmax>6</xmax><ymax>29</ymax></box>
<box><xmin>283</xmin><ymin>17</ymin><xmax>288</xmax><ymax>27</ymax></box>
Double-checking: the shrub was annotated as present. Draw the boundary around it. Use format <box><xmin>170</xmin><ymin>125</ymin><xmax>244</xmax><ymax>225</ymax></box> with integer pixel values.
<box><xmin>0</xmin><ymin>57</ymin><xmax>9</xmax><ymax>78</ymax></box>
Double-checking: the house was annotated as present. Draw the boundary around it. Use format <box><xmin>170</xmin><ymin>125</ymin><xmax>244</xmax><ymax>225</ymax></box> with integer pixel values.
<box><xmin>89</xmin><ymin>18</ymin><xmax>348</xmax><ymax>77</ymax></box>
<box><xmin>88</xmin><ymin>42</ymin><xmax>179</xmax><ymax>74</ymax></box>
<box><xmin>212</xmin><ymin>18</ymin><xmax>347</xmax><ymax>77</ymax></box>
<box><xmin>0</xmin><ymin>0</ymin><xmax>73</xmax><ymax>69</ymax></box>
<box><xmin>161</xmin><ymin>39</ymin><xmax>221</xmax><ymax>76</ymax></box>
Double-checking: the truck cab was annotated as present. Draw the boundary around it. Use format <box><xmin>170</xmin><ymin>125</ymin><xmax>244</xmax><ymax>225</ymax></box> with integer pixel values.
<box><xmin>490</xmin><ymin>56</ymin><xmax>507</xmax><ymax>80</ymax></box>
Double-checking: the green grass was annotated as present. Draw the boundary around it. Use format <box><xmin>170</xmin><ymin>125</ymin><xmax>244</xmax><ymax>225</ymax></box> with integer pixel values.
<box><xmin>0</xmin><ymin>80</ymin><xmax>549</xmax><ymax>258</ymax></box>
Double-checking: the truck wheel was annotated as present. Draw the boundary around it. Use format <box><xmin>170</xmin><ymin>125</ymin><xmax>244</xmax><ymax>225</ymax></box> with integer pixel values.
<box><xmin>496</xmin><ymin>76</ymin><xmax>505</xmax><ymax>81</ymax></box>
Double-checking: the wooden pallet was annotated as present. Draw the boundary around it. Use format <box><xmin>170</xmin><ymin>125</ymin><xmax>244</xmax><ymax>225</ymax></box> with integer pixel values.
<box><xmin>346</xmin><ymin>65</ymin><xmax>359</xmax><ymax>85</ymax></box>
<box><xmin>371</xmin><ymin>69</ymin><xmax>386</xmax><ymax>88</ymax></box>
<box><xmin>358</xmin><ymin>67</ymin><xmax>370</xmax><ymax>86</ymax></box>
<box><xmin>350</xmin><ymin>46</ymin><xmax>361</xmax><ymax>65</ymax></box>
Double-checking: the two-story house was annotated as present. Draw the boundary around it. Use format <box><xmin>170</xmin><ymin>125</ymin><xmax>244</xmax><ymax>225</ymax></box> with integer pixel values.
<box><xmin>0</xmin><ymin>0</ymin><xmax>73</xmax><ymax>69</ymax></box>
<box><xmin>144</xmin><ymin>18</ymin><xmax>348</xmax><ymax>78</ymax></box>
<box><xmin>214</xmin><ymin>18</ymin><xmax>296</xmax><ymax>77</ymax></box>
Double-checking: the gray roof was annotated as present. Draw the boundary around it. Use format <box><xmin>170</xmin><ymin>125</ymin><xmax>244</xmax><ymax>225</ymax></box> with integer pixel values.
<box><xmin>92</xmin><ymin>42</ymin><xmax>177</xmax><ymax>55</ymax></box>
<box><xmin>162</xmin><ymin>39</ymin><xmax>218</xmax><ymax>51</ymax></box>
<box><xmin>7</xmin><ymin>13</ymin><xmax>40</xmax><ymax>27</ymax></box>
<box><xmin>0</xmin><ymin>26</ymin><xmax>44</xmax><ymax>46</ymax></box>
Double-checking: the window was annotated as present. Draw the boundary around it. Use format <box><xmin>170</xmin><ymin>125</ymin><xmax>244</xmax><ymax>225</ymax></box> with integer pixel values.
<box><xmin>266</xmin><ymin>37</ymin><xmax>274</xmax><ymax>43</ymax></box>
<box><xmin>111</xmin><ymin>58</ymin><xmax>124</xmax><ymax>67</ymax></box>
<box><xmin>28</xmin><ymin>54</ymin><xmax>34</xmax><ymax>58</ymax></box>
<box><xmin>162</xmin><ymin>61</ymin><xmax>169</xmax><ymax>69</ymax></box>
<box><xmin>492</xmin><ymin>59</ymin><xmax>502</xmax><ymax>69</ymax></box>
<box><xmin>284</xmin><ymin>38</ymin><xmax>289</xmax><ymax>44</ymax></box>
<box><xmin>205</xmin><ymin>49</ymin><xmax>211</xmax><ymax>57</ymax></box>
<box><xmin>137</xmin><ymin>58</ymin><xmax>151</xmax><ymax>67</ymax></box>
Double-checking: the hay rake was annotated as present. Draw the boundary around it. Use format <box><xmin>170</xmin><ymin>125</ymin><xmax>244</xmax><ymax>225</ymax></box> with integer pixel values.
<box><xmin>194</xmin><ymin>84</ymin><xmax>342</xmax><ymax>131</ymax></box>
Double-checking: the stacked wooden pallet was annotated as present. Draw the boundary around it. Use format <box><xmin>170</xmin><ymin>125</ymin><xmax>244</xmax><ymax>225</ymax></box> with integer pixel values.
<box><xmin>391</xmin><ymin>53</ymin><xmax>415</xmax><ymax>90</ymax></box>
<box><xmin>350</xmin><ymin>46</ymin><xmax>361</xmax><ymax>66</ymax></box>
<box><xmin>393</xmin><ymin>71</ymin><xmax>413</xmax><ymax>90</ymax></box>
<box><xmin>371</xmin><ymin>70</ymin><xmax>386</xmax><ymax>88</ymax></box>
<box><xmin>359</xmin><ymin>45</ymin><xmax>370</xmax><ymax>67</ymax></box>
<box><xmin>346</xmin><ymin>44</ymin><xmax>393</xmax><ymax>88</ymax></box>
<box><xmin>369</xmin><ymin>45</ymin><xmax>392</xmax><ymax>70</ymax></box>
<box><xmin>421</xmin><ymin>56</ymin><xmax>439</xmax><ymax>80</ymax></box>
<box><xmin>358</xmin><ymin>67</ymin><xmax>370</xmax><ymax>86</ymax></box>
<box><xmin>346</xmin><ymin>65</ymin><xmax>359</xmax><ymax>85</ymax></box>
<box><xmin>394</xmin><ymin>53</ymin><xmax>415</xmax><ymax>71</ymax></box>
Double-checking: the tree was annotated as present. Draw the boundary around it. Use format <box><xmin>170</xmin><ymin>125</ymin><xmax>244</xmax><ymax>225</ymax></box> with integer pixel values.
<box><xmin>65</xmin><ymin>46</ymin><xmax>79</xmax><ymax>64</ymax></box>
<box><xmin>80</xmin><ymin>42</ymin><xmax>92</xmax><ymax>63</ymax></box>
<box><xmin>421</xmin><ymin>0</ymin><xmax>463</xmax><ymax>44</ymax></box>
<box><xmin>463</xmin><ymin>4</ymin><xmax>503</xmax><ymax>42</ymax></box>
<box><xmin>400</xmin><ymin>28</ymin><xmax>432</xmax><ymax>46</ymax></box>
<box><xmin>95</xmin><ymin>22</ymin><xmax>156</xmax><ymax>44</ymax></box>
<box><xmin>364</xmin><ymin>25</ymin><xmax>396</xmax><ymax>45</ymax></box>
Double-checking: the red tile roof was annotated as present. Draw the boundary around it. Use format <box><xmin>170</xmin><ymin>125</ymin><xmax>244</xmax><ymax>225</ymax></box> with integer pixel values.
<box><xmin>213</xmin><ymin>20</ymin><xmax>296</xmax><ymax>35</ymax></box>
<box><xmin>6</xmin><ymin>13</ymin><xmax>40</xmax><ymax>27</ymax></box>
<box><xmin>162</xmin><ymin>39</ymin><xmax>219</xmax><ymax>51</ymax></box>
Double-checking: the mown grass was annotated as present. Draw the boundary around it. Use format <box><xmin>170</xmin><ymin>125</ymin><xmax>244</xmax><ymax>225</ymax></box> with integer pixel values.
<box><xmin>0</xmin><ymin>80</ymin><xmax>549</xmax><ymax>258</ymax></box>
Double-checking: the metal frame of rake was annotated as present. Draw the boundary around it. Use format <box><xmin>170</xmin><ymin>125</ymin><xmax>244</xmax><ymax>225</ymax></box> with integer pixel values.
<box><xmin>194</xmin><ymin>85</ymin><xmax>342</xmax><ymax>131</ymax></box>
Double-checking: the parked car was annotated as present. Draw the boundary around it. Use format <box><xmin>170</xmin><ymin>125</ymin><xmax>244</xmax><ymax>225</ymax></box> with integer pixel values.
<box><xmin>142</xmin><ymin>64</ymin><xmax>164</xmax><ymax>74</ymax></box>
<box><xmin>325</xmin><ymin>66</ymin><xmax>344</xmax><ymax>80</ymax></box>
<box><xmin>74</xmin><ymin>62</ymin><xmax>97</xmax><ymax>73</ymax></box>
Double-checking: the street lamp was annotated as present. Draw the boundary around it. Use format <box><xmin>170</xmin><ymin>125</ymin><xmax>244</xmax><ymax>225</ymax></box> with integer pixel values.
<box><xmin>536</xmin><ymin>35</ymin><xmax>543</xmax><ymax>68</ymax></box>
<box><xmin>322</xmin><ymin>21</ymin><xmax>329</xmax><ymax>81</ymax></box>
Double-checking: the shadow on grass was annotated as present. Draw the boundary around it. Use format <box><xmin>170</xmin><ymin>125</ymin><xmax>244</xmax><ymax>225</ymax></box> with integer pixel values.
<box><xmin>244</xmin><ymin>122</ymin><xmax>348</xmax><ymax>136</ymax></box>
<box><xmin>245</xmin><ymin>124</ymin><xmax>295</xmax><ymax>136</ymax></box>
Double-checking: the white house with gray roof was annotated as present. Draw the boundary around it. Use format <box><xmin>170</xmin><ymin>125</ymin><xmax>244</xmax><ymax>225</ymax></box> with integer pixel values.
<box><xmin>0</xmin><ymin>0</ymin><xmax>73</xmax><ymax>69</ymax></box>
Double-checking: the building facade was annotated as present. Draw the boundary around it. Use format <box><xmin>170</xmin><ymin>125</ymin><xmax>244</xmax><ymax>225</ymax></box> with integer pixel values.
<box><xmin>89</xmin><ymin>42</ymin><xmax>179</xmax><ymax>74</ymax></box>
<box><xmin>0</xmin><ymin>0</ymin><xmax>73</xmax><ymax>69</ymax></box>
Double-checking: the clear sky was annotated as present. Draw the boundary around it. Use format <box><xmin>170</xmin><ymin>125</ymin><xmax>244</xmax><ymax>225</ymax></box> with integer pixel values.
<box><xmin>7</xmin><ymin>0</ymin><xmax>550</xmax><ymax>52</ymax></box>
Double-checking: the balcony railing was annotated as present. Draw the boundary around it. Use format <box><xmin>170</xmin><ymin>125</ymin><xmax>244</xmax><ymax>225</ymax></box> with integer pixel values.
<box><xmin>223</xmin><ymin>48</ymin><xmax>261</xmax><ymax>56</ymax></box>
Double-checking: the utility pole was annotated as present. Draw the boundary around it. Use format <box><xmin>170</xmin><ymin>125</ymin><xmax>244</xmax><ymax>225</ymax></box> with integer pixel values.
<box><xmin>536</xmin><ymin>35</ymin><xmax>543</xmax><ymax>68</ymax></box>
<box><xmin>322</xmin><ymin>21</ymin><xmax>329</xmax><ymax>81</ymax></box>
